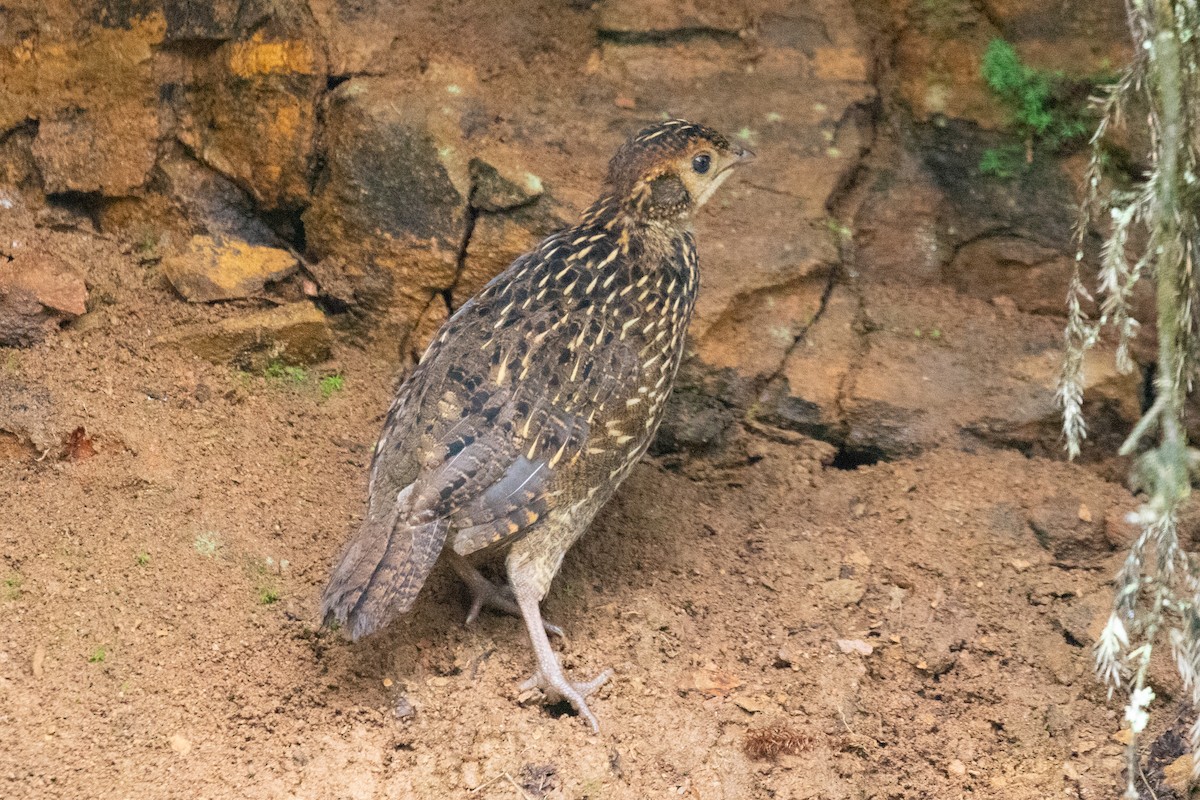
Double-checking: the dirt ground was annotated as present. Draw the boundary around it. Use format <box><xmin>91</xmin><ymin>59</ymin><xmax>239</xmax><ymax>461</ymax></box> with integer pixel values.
<box><xmin>0</xmin><ymin>253</ymin><xmax>1157</xmax><ymax>799</ymax></box>
<box><xmin>0</xmin><ymin>0</ymin><xmax>1177</xmax><ymax>798</ymax></box>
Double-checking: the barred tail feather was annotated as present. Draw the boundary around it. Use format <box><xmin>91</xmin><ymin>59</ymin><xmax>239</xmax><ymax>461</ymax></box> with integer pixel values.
<box><xmin>320</xmin><ymin>487</ymin><xmax>449</xmax><ymax>640</ymax></box>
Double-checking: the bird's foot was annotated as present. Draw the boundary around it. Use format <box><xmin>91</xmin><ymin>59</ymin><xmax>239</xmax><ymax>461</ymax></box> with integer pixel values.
<box><xmin>461</xmin><ymin>574</ymin><xmax>564</xmax><ymax>638</ymax></box>
<box><xmin>520</xmin><ymin>667</ymin><xmax>614</xmax><ymax>732</ymax></box>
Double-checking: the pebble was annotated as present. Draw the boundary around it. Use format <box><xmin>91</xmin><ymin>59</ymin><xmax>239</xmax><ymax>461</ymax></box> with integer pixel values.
<box><xmin>819</xmin><ymin>579</ymin><xmax>865</xmax><ymax>607</ymax></box>
<box><xmin>733</xmin><ymin>694</ymin><xmax>772</xmax><ymax>714</ymax></box>
<box><xmin>776</xmin><ymin>643</ymin><xmax>802</xmax><ymax>670</ymax></box>
<box><xmin>169</xmin><ymin>734</ymin><xmax>192</xmax><ymax>755</ymax></box>
<box><xmin>947</xmin><ymin>759</ymin><xmax>966</xmax><ymax>777</ymax></box>
<box><xmin>1163</xmin><ymin>754</ymin><xmax>1193</xmax><ymax>794</ymax></box>
<box><xmin>836</xmin><ymin>639</ymin><xmax>874</xmax><ymax>656</ymax></box>
<box><xmin>461</xmin><ymin>761</ymin><xmax>480</xmax><ymax>790</ymax></box>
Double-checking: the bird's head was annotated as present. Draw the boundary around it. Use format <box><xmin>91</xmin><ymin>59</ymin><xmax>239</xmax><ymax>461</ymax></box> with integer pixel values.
<box><xmin>606</xmin><ymin>119</ymin><xmax>755</xmax><ymax>224</ymax></box>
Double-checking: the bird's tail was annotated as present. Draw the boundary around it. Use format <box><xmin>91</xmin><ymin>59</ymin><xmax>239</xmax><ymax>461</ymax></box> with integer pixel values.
<box><xmin>320</xmin><ymin>491</ymin><xmax>449</xmax><ymax>640</ymax></box>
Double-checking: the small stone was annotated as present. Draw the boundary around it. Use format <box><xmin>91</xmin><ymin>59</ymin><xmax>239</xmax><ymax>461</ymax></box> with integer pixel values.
<box><xmin>0</xmin><ymin>252</ymin><xmax>88</xmax><ymax>347</ymax></box>
<box><xmin>947</xmin><ymin>759</ymin><xmax>966</xmax><ymax>777</ymax></box>
<box><xmin>775</xmin><ymin>643</ymin><xmax>802</xmax><ymax>670</ymax></box>
<box><xmin>819</xmin><ymin>579</ymin><xmax>865</xmax><ymax>607</ymax></box>
<box><xmin>1009</xmin><ymin>559</ymin><xmax>1032</xmax><ymax>573</ymax></box>
<box><xmin>394</xmin><ymin>696</ymin><xmax>415</xmax><ymax>720</ymax></box>
<box><xmin>732</xmin><ymin>693</ymin><xmax>772</xmax><ymax>714</ymax></box>
<box><xmin>680</xmin><ymin>668</ymin><xmax>742</xmax><ymax>697</ymax></box>
<box><xmin>991</xmin><ymin>295</ymin><xmax>1018</xmax><ymax>317</ymax></box>
<box><xmin>159</xmin><ymin>302</ymin><xmax>331</xmax><ymax>369</ymax></box>
<box><xmin>169</xmin><ymin>734</ymin><xmax>192</xmax><ymax>755</ymax></box>
<box><xmin>0</xmin><ymin>254</ymin><xmax>87</xmax><ymax>317</ymax></box>
<box><xmin>461</xmin><ymin>761</ymin><xmax>480</xmax><ymax>790</ymax></box>
<box><xmin>1163</xmin><ymin>754</ymin><xmax>1194</xmax><ymax>795</ymax></box>
<box><xmin>836</xmin><ymin>639</ymin><xmax>874</xmax><ymax>657</ymax></box>
<box><xmin>844</xmin><ymin>550</ymin><xmax>872</xmax><ymax>568</ymax></box>
<box><xmin>614</xmin><ymin>95</ymin><xmax>637</xmax><ymax>110</ymax></box>
<box><xmin>162</xmin><ymin>235</ymin><xmax>298</xmax><ymax>302</ymax></box>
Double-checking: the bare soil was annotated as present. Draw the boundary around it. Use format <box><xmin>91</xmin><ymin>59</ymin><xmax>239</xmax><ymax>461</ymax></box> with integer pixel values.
<box><xmin>1</xmin><ymin>245</ymin><xmax>1149</xmax><ymax>798</ymax></box>
<box><xmin>0</xmin><ymin>1</ymin><xmax>1171</xmax><ymax>798</ymax></box>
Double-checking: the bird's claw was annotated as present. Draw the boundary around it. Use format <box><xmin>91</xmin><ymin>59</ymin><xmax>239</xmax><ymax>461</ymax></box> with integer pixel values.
<box><xmin>463</xmin><ymin>580</ymin><xmax>564</xmax><ymax>638</ymax></box>
<box><xmin>520</xmin><ymin>667</ymin><xmax>613</xmax><ymax>732</ymax></box>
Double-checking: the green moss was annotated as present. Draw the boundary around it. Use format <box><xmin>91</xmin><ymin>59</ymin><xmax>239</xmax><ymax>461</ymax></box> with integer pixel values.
<box><xmin>979</xmin><ymin>38</ymin><xmax>1096</xmax><ymax>176</ymax></box>
<box><xmin>978</xmin><ymin>144</ymin><xmax>1025</xmax><ymax>178</ymax></box>
<box><xmin>194</xmin><ymin>532</ymin><xmax>220</xmax><ymax>558</ymax></box>
<box><xmin>318</xmin><ymin>374</ymin><xmax>345</xmax><ymax>398</ymax></box>
<box><xmin>88</xmin><ymin>647</ymin><xmax>107</xmax><ymax>663</ymax></box>
<box><xmin>264</xmin><ymin>360</ymin><xmax>308</xmax><ymax>383</ymax></box>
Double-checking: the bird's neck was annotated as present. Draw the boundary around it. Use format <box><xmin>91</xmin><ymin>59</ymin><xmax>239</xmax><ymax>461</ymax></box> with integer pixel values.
<box><xmin>580</xmin><ymin>194</ymin><xmax>692</xmax><ymax>254</ymax></box>
<box><xmin>575</xmin><ymin>196</ymin><xmax>698</xmax><ymax>310</ymax></box>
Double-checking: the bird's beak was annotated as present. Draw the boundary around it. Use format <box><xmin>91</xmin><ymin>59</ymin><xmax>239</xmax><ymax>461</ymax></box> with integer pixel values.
<box><xmin>716</xmin><ymin>146</ymin><xmax>755</xmax><ymax>178</ymax></box>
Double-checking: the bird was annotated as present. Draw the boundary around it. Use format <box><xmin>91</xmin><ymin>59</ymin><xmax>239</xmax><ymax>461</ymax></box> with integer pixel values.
<box><xmin>321</xmin><ymin>119</ymin><xmax>754</xmax><ymax>731</ymax></box>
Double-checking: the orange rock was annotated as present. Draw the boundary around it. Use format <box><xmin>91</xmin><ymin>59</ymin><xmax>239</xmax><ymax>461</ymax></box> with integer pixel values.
<box><xmin>0</xmin><ymin>253</ymin><xmax>87</xmax><ymax>317</ymax></box>
<box><xmin>175</xmin><ymin>6</ymin><xmax>325</xmax><ymax>210</ymax></box>
<box><xmin>159</xmin><ymin>302</ymin><xmax>331</xmax><ymax>369</ymax></box>
<box><xmin>9</xmin><ymin>12</ymin><xmax>164</xmax><ymax>195</ymax></box>
<box><xmin>162</xmin><ymin>235</ymin><xmax>298</xmax><ymax>303</ymax></box>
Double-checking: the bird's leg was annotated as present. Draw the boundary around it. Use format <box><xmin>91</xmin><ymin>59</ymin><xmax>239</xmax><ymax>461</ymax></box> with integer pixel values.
<box><xmin>511</xmin><ymin>578</ymin><xmax>613</xmax><ymax>733</ymax></box>
<box><xmin>446</xmin><ymin>552</ymin><xmax>564</xmax><ymax>637</ymax></box>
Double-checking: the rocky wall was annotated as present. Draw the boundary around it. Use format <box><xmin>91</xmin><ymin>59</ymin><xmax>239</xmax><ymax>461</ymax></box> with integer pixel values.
<box><xmin>0</xmin><ymin>0</ymin><xmax>1146</xmax><ymax>465</ymax></box>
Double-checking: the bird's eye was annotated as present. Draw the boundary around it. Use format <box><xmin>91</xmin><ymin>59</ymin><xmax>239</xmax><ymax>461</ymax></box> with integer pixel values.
<box><xmin>691</xmin><ymin>153</ymin><xmax>712</xmax><ymax>174</ymax></box>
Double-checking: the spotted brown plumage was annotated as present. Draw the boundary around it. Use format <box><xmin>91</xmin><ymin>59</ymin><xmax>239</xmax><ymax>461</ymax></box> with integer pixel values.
<box><xmin>321</xmin><ymin>119</ymin><xmax>754</xmax><ymax>730</ymax></box>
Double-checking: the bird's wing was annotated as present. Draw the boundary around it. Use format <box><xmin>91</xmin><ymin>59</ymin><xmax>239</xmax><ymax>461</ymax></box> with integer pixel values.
<box><xmin>320</xmin><ymin>485</ymin><xmax>449</xmax><ymax>639</ymax></box>
<box><xmin>416</xmin><ymin>307</ymin><xmax>641</xmax><ymax>556</ymax></box>
<box><xmin>398</xmin><ymin>234</ymin><xmax>643</xmax><ymax>555</ymax></box>
<box><xmin>322</xmin><ymin>231</ymin><xmax>642</xmax><ymax>635</ymax></box>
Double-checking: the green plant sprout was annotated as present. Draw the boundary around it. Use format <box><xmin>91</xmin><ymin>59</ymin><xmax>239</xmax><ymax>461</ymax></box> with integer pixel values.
<box><xmin>194</xmin><ymin>532</ymin><xmax>220</xmax><ymax>558</ymax></box>
<box><xmin>264</xmin><ymin>360</ymin><xmax>308</xmax><ymax>383</ymax></box>
<box><xmin>978</xmin><ymin>39</ymin><xmax>1093</xmax><ymax>176</ymax></box>
<box><xmin>319</xmin><ymin>374</ymin><xmax>345</xmax><ymax>398</ymax></box>
<box><xmin>978</xmin><ymin>143</ymin><xmax>1024</xmax><ymax>179</ymax></box>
